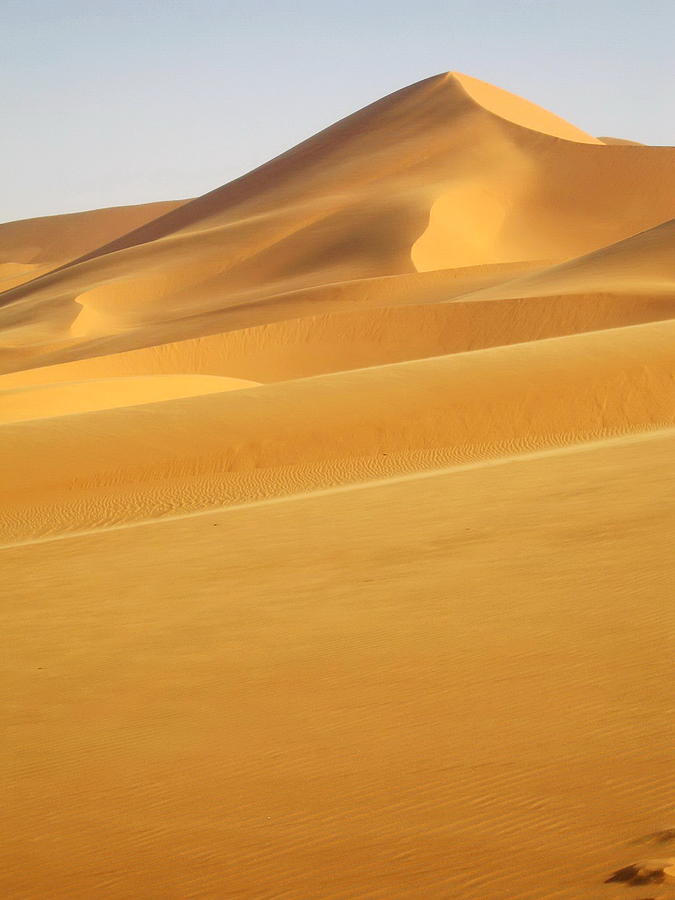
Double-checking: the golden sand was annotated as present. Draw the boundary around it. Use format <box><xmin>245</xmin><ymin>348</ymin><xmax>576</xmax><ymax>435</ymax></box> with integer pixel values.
<box><xmin>2</xmin><ymin>73</ymin><xmax>674</xmax><ymax>898</ymax></box>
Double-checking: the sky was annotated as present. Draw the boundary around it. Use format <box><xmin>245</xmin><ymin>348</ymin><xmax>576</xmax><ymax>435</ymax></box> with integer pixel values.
<box><xmin>2</xmin><ymin>0</ymin><xmax>673</xmax><ymax>223</ymax></box>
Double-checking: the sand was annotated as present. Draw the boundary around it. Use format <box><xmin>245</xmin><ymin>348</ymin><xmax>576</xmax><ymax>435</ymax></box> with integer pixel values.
<box><xmin>3</xmin><ymin>432</ymin><xmax>675</xmax><ymax>899</ymax></box>
<box><xmin>2</xmin><ymin>72</ymin><xmax>674</xmax><ymax>899</ymax></box>
<box><xmin>0</xmin><ymin>199</ymin><xmax>183</xmax><ymax>291</ymax></box>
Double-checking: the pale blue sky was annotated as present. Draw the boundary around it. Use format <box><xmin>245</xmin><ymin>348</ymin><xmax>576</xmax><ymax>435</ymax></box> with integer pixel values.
<box><xmin>2</xmin><ymin>0</ymin><xmax>673</xmax><ymax>223</ymax></box>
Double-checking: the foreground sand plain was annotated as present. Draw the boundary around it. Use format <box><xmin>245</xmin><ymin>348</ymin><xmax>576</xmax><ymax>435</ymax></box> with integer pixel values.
<box><xmin>3</xmin><ymin>434</ymin><xmax>675</xmax><ymax>899</ymax></box>
<box><xmin>2</xmin><ymin>72</ymin><xmax>675</xmax><ymax>898</ymax></box>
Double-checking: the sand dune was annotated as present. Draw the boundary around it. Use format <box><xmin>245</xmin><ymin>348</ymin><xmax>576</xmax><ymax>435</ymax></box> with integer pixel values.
<box><xmin>0</xmin><ymin>374</ymin><xmax>255</xmax><ymax>424</ymax></box>
<box><xmin>2</xmin><ymin>318</ymin><xmax>673</xmax><ymax>542</ymax></box>
<box><xmin>0</xmin><ymin>286</ymin><xmax>671</xmax><ymax>387</ymax></box>
<box><xmin>0</xmin><ymin>260</ymin><xmax>546</xmax><ymax>375</ymax></box>
<box><xmin>2</xmin><ymin>217</ymin><xmax>674</xmax><ymax>385</ymax></box>
<box><xmin>461</xmin><ymin>216</ymin><xmax>675</xmax><ymax>302</ymax></box>
<box><xmin>2</xmin><ymin>70</ymin><xmax>675</xmax><ymax>899</ymax></box>
<box><xmin>2</xmin><ymin>210</ymin><xmax>674</xmax><ymax>382</ymax></box>
<box><xmin>599</xmin><ymin>135</ymin><xmax>645</xmax><ymax>145</ymax></box>
<box><xmin>2</xmin><ymin>73</ymin><xmax>675</xmax><ymax>374</ymax></box>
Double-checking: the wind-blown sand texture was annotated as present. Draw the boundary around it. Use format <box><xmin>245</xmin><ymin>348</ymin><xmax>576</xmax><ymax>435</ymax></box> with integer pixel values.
<box><xmin>2</xmin><ymin>72</ymin><xmax>675</xmax><ymax>899</ymax></box>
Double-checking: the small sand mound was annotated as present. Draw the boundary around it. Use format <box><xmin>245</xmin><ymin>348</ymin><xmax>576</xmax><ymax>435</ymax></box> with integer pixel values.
<box><xmin>605</xmin><ymin>859</ymin><xmax>675</xmax><ymax>885</ymax></box>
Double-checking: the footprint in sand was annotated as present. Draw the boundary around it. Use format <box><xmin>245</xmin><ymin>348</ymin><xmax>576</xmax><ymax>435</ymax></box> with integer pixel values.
<box><xmin>605</xmin><ymin>857</ymin><xmax>675</xmax><ymax>886</ymax></box>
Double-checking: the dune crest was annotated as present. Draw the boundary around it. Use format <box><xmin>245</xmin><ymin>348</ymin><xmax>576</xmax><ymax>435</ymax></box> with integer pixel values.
<box><xmin>450</xmin><ymin>71</ymin><xmax>602</xmax><ymax>143</ymax></box>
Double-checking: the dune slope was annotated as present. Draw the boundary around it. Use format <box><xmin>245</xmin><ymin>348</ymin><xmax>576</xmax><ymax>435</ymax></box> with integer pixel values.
<box><xmin>2</xmin><ymin>216</ymin><xmax>675</xmax><ymax>385</ymax></box>
<box><xmin>0</xmin><ymin>374</ymin><xmax>256</xmax><ymax>424</ymax></box>
<box><xmin>0</xmin><ymin>199</ymin><xmax>183</xmax><ymax>291</ymax></box>
<box><xmin>461</xmin><ymin>216</ymin><xmax>675</xmax><ymax>302</ymax></box>
<box><xmin>2</xmin><ymin>318</ymin><xmax>674</xmax><ymax>542</ymax></box>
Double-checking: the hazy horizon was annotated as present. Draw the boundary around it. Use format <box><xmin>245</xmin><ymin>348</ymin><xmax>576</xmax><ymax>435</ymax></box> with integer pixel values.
<box><xmin>2</xmin><ymin>0</ymin><xmax>673</xmax><ymax>223</ymax></box>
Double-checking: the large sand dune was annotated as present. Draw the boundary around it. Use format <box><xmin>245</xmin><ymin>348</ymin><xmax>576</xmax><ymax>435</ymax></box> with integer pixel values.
<box><xmin>2</xmin><ymin>72</ymin><xmax>675</xmax><ymax>898</ymax></box>
<box><xmin>2</xmin><ymin>73</ymin><xmax>675</xmax><ymax>374</ymax></box>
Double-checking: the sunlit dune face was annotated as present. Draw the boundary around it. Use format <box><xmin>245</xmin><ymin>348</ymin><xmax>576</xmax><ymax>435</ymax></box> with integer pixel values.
<box><xmin>450</xmin><ymin>71</ymin><xmax>602</xmax><ymax>143</ymax></box>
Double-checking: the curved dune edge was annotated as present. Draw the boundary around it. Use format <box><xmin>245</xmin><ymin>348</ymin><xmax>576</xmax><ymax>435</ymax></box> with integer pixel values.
<box><xmin>1</xmin><ymin>318</ymin><xmax>674</xmax><ymax>543</ymax></box>
<box><xmin>598</xmin><ymin>135</ymin><xmax>645</xmax><ymax>146</ymax></box>
<box><xmin>0</xmin><ymin>374</ymin><xmax>257</xmax><ymax>424</ymax></box>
